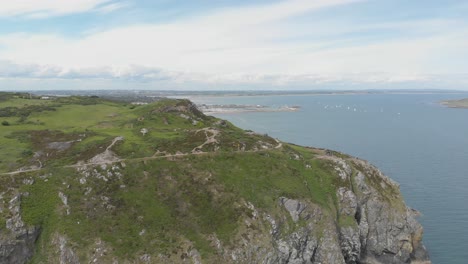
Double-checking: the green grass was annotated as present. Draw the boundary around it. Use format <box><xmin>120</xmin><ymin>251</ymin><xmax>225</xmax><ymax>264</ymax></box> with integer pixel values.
<box><xmin>28</xmin><ymin>103</ymin><xmax>132</xmax><ymax>131</ymax></box>
<box><xmin>0</xmin><ymin>98</ymin><xmax>53</xmax><ymax>108</ymax></box>
<box><xmin>0</xmin><ymin>96</ymin><xmax>201</xmax><ymax>172</ymax></box>
<box><xmin>21</xmin><ymin>177</ymin><xmax>60</xmax><ymax>226</ymax></box>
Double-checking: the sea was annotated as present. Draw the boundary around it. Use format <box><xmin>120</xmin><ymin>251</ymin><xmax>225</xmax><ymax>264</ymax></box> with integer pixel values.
<box><xmin>187</xmin><ymin>92</ymin><xmax>468</xmax><ymax>264</ymax></box>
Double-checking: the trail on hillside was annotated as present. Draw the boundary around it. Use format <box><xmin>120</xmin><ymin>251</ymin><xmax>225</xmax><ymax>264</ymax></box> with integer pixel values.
<box><xmin>87</xmin><ymin>136</ymin><xmax>123</xmax><ymax>164</ymax></box>
<box><xmin>1</xmin><ymin>135</ymin><xmax>283</xmax><ymax>176</ymax></box>
<box><xmin>191</xmin><ymin>128</ymin><xmax>220</xmax><ymax>153</ymax></box>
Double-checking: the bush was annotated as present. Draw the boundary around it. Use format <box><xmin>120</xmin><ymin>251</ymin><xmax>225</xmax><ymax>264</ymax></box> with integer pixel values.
<box><xmin>22</xmin><ymin>149</ymin><xmax>34</xmax><ymax>157</ymax></box>
<box><xmin>1</xmin><ymin>121</ymin><xmax>10</xmax><ymax>126</ymax></box>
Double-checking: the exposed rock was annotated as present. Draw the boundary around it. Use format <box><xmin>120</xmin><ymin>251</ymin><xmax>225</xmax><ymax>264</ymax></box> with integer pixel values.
<box><xmin>350</xmin><ymin>161</ymin><xmax>430</xmax><ymax>264</ymax></box>
<box><xmin>54</xmin><ymin>235</ymin><xmax>79</xmax><ymax>264</ymax></box>
<box><xmin>214</xmin><ymin>120</ymin><xmax>228</xmax><ymax>127</ymax></box>
<box><xmin>140</xmin><ymin>128</ymin><xmax>148</xmax><ymax>136</ymax></box>
<box><xmin>337</xmin><ymin>187</ymin><xmax>358</xmax><ymax>217</ymax></box>
<box><xmin>157</xmin><ymin>100</ymin><xmax>205</xmax><ymax>119</ymax></box>
<box><xmin>339</xmin><ymin>226</ymin><xmax>361</xmax><ymax>264</ymax></box>
<box><xmin>0</xmin><ymin>193</ymin><xmax>40</xmax><ymax>264</ymax></box>
<box><xmin>88</xmin><ymin>239</ymin><xmax>113</xmax><ymax>263</ymax></box>
<box><xmin>47</xmin><ymin>141</ymin><xmax>73</xmax><ymax>151</ymax></box>
<box><xmin>139</xmin><ymin>254</ymin><xmax>151</xmax><ymax>263</ymax></box>
<box><xmin>209</xmin><ymin>159</ymin><xmax>430</xmax><ymax>264</ymax></box>
<box><xmin>0</xmin><ymin>229</ymin><xmax>40</xmax><ymax>264</ymax></box>
<box><xmin>279</xmin><ymin>197</ymin><xmax>308</xmax><ymax>222</ymax></box>
<box><xmin>87</xmin><ymin>136</ymin><xmax>123</xmax><ymax>165</ymax></box>
<box><xmin>189</xmin><ymin>248</ymin><xmax>202</xmax><ymax>264</ymax></box>
<box><xmin>22</xmin><ymin>178</ymin><xmax>34</xmax><ymax>185</ymax></box>
<box><xmin>275</xmin><ymin>231</ymin><xmax>320</xmax><ymax>264</ymax></box>
<box><xmin>58</xmin><ymin>192</ymin><xmax>70</xmax><ymax>215</ymax></box>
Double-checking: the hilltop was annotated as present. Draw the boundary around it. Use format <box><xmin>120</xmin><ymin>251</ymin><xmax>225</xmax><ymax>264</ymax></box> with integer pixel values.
<box><xmin>0</xmin><ymin>92</ymin><xmax>430</xmax><ymax>263</ymax></box>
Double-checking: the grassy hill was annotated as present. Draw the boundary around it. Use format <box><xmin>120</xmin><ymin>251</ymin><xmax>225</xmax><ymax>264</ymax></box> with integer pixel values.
<box><xmin>0</xmin><ymin>92</ymin><xmax>429</xmax><ymax>264</ymax></box>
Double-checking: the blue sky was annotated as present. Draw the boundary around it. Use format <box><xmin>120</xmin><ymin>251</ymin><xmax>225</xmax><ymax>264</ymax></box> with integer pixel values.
<box><xmin>0</xmin><ymin>0</ymin><xmax>467</xmax><ymax>90</ymax></box>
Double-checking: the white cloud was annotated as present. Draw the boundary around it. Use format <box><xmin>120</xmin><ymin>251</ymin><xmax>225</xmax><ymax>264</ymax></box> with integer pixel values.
<box><xmin>0</xmin><ymin>0</ymin><xmax>122</xmax><ymax>18</ymax></box>
<box><xmin>2</xmin><ymin>59</ymin><xmax>467</xmax><ymax>91</ymax></box>
<box><xmin>96</xmin><ymin>1</ymin><xmax>129</xmax><ymax>14</ymax></box>
<box><xmin>0</xmin><ymin>60</ymin><xmax>176</xmax><ymax>81</ymax></box>
<box><xmin>192</xmin><ymin>0</ymin><xmax>361</xmax><ymax>28</ymax></box>
<box><xmin>0</xmin><ymin>0</ymin><xmax>467</xmax><ymax>89</ymax></box>
<box><xmin>0</xmin><ymin>0</ymin><xmax>363</xmax><ymax>70</ymax></box>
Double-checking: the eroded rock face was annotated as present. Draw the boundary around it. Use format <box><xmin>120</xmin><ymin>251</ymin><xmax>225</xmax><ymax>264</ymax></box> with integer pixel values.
<box><xmin>279</xmin><ymin>197</ymin><xmax>308</xmax><ymax>222</ymax></box>
<box><xmin>0</xmin><ymin>231</ymin><xmax>40</xmax><ymax>264</ymax></box>
<box><xmin>351</xmin><ymin>161</ymin><xmax>430</xmax><ymax>264</ymax></box>
<box><xmin>53</xmin><ymin>235</ymin><xmax>79</xmax><ymax>264</ymax></box>
<box><xmin>0</xmin><ymin>194</ymin><xmax>40</xmax><ymax>264</ymax></box>
<box><xmin>357</xmin><ymin>202</ymin><xmax>430</xmax><ymax>264</ymax></box>
<box><xmin>217</xmin><ymin>158</ymin><xmax>430</xmax><ymax>264</ymax></box>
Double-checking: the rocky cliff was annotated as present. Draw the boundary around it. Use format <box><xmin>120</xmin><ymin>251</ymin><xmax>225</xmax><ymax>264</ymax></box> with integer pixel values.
<box><xmin>0</xmin><ymin>193</ymin><xmax>40</xmax><ymax>264</ymax></box>
<box><xmin>0</xmin><ymin>94</ymin><xmax>430</xmax><ymax>263</ymax></box>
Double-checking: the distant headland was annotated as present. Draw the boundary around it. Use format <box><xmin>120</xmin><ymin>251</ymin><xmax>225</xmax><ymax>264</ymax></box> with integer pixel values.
<box><xmin>441</xmin><ymin>98</ymin><xmax>468</xmax><ymax>108</ymax></box>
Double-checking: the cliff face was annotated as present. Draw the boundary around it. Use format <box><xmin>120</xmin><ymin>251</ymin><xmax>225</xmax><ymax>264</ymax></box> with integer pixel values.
<box><xmin>0</xmin><ymin>95</ymin><xmax>430</xmax><ymax>263</ymax></box>
<box><xmin>0</xmin><ymin>194</ymin><xmax>40</xmax><ymax>264</ymax></box>
<box><xmin>184</xmin><ymin>156</ymin><xmax>430</xmax><ymax>264</ymax></box>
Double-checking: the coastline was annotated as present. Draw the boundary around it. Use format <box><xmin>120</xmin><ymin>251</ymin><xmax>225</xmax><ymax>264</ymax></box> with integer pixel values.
<box><xmin>197</xmin><ymin>104</ymin><xmax>300</xmax><ymax>114</ymax></box>
<box><xmin>440</xmin><ymin>98</ymin><xmax>468</xmax><ymax>109</ymax></box>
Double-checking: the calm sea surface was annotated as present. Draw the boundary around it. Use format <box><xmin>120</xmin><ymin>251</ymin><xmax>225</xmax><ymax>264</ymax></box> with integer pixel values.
<box><xmin>189</xmin><ymin>93</ymin><xmax>468</xmax><ymax>264</ymax></box>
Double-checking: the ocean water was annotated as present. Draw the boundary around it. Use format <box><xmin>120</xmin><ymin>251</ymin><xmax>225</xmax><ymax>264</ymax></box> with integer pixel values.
<box><xmin>189</xmin><ymin>93</ymin><xmax>468</xmax><ymax>264</ymax></box>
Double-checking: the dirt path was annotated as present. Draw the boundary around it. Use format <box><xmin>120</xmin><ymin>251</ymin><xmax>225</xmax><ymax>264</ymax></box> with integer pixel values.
<box><xmin>88</xmin><ymin>136</ymin><xmax>123</xmax><ymax>164</ymax></box>
<box><xmin>107</xmin><ymin>136</ymin><xmax>124</xmax><ymax>151</ymax></box>
<box><xmin>1</xmin><ymin>136</ymin><xmax>283</xmax><ymax>176</ymax></box>
<box><xmin>191</xmin><ymin>128</ymin><xmax>220</xmax><ymax>153</ymax></box>
<box><xmin>274</xmin><ymin>138</ymin><xmax>283</xmax><ymax>149</ymax></box>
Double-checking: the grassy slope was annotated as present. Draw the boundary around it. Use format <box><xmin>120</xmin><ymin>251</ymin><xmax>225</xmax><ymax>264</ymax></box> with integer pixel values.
<box><xmin>0</xmin><ymin>95</ymin><xmax>200</xmax><ymax>171</ymax></box>
<box><xmin>15</xmin><ymin>150</ymin><xmax>344</xmax><ymax>261</ymax></box>
<box><xmin>0</xmin><ymin>92</ymin><xmax>402</xmax><ymax>262</ymax></box>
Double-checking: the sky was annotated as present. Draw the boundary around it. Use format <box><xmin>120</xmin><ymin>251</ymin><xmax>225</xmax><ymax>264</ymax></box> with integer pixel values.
<box><xmin>0</xmin><ymin>0</ymin><xmax>467</xmax><ymax>91</ymax></box>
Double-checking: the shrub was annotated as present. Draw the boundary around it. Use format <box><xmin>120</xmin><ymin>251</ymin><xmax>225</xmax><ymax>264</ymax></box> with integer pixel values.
<box><xmin>22</xmin><ymin>149</ymin><xmax>34</xmax><ymax>157</ymax></box>
<box><xmin>1</xmin><ymin>121</ymin><xmax>10</xmax><ymax>126</ymax></box>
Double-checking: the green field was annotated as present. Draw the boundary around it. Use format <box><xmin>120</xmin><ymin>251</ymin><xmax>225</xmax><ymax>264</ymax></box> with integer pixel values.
<box><xmin>0</xmin><ymin>94</ymin><xmax>213</xmax><ymax>172</ymax></box>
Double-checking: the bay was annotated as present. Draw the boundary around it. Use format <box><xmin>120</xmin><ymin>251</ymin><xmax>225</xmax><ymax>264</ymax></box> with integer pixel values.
<box><xmin>189</xmin><ymin>93</ymin><xmax>468</xmax><ymax>264</ymax></box>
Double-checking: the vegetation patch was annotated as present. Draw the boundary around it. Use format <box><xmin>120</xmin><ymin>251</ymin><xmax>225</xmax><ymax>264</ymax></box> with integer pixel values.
<box><xmin>20</xmin><ymin>173</ymin><xmax>60</xmax><ymax>226</ymax></box>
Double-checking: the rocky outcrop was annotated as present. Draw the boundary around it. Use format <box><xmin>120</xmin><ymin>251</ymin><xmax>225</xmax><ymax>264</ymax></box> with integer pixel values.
<box><xmin>351</xmin><ymin>160</ymin><xmax>430</xmax><ymax>264</ymax></box>
<box><xmin>0</xmin><ymin>194</ymin><xmax>40</xmax><ymax>264</ymax></box>
<box><xmin>0</xmin><ymin>230</ymin><xmax>39</xmax><ymax>264</ymax></box>
<box><xmin>211</xmin><ymin>157</ymin><xmax>430</xmax><ymax>264</ymax></box>
<box><xmin>157</xmin><ymin>99</ymin><xmax>206</xmax><ymax>119</ymax></box>
<box><xmin>53</xmin><ymin>235</ymin><xmax>79</xmax><ymax>264</ymax></box>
